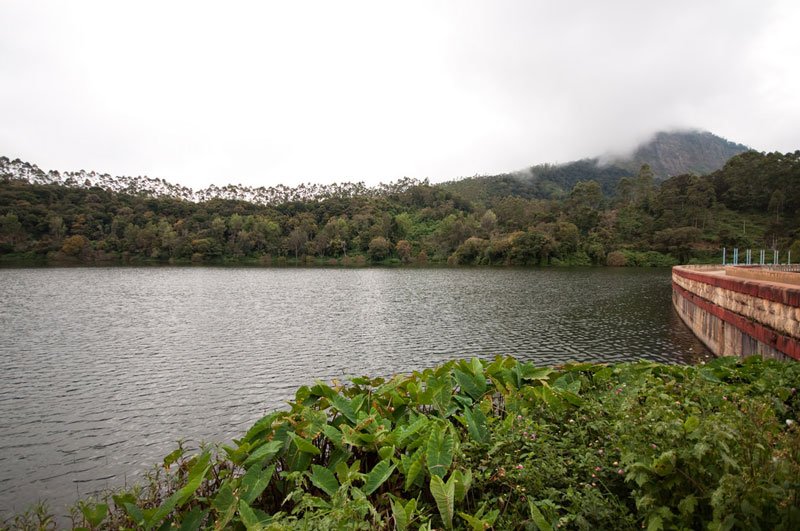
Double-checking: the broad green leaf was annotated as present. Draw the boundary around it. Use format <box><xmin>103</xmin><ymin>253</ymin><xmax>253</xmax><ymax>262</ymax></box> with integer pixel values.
<box><xmin>432</xmin><ymin>380</ymin><xmax>454</xmax><ymax>415</ymax></box>
<box><xmin>287</xmin><ymin>444</ymin><xmax>313</xmax><ymax>472</ymax></box>
<box><xmin>561</xmin><ymin>390</ymin><xmax>585</xmax><ymax>407</ymax></box>
<box><xmin>238</xmin><ymin>499</ymin><xmax>263</xmax><ymax>531</ymax></box>
<box><xmin>453</xmin><ymin>468</ymin><xmax>472</xmax><ymax>502</ymax></box>
<box><xmin>364</xmin><ymin>458</ymin><xmax>396</xmax><ymax>495</ymax></box>
<box><xmin>146</xmin><ymin>491</ymin><xmax>182</xmax><ymax>530</ymax></box>
<box><xmin>243</xmin><ymin>439</ymin><xmax>284</xmax><ymax>467</ymax></box>
<box><xmin>163</xmin><ymin>447</ymin><xmax>185</xmax><ymax>469</ymax></box>
<box><xmin>310</xmin><ymin>381</ymin><xmax>336</xmax><ymax>399</ymax></box>
<box><xmin>684</xmin><ymin>415</ymin><xmax>700</xmax><ymax>433</ymax></box>
<box><xmin>351</xmin><ymin>376</ymin><xmax>371</xmax><ymax>386</ymax></box>
<box><xmin>479</xmin><ymin>395</ymin><xmax>493</xmax><ymax>415</ymax></box>
<box><xmin>350</xmin><ymin>394</ymin><xmax>367</xmax><ymax>416</ymax></box>
<box><xmin>652</xmin><ymin>451</ymin><xmax>676</xmax><ymax>477</ymax></box>
<box><xmin>500</xmin><ymin>368</ymin><xmax>519</xmax><ymax>390</ymax></box>
<box><xmin>147</xmin><ymin>454</ymin><xmax>211</xmax><ymax>530</ymax></box>
<box><xmin>327</xmin><ymin>447</ymin><xmax>352</xmax><ymax>472</ymax></box>
<box><xmin>178</xmin><ymin>452</ymin><xmax>212</xmax><ymax>504</ymax></box>
<box><xmin>112</xmin><ymin>493</ymin><xmax>136</xmax><ymax>510</ymax></box>
<box><xmin>700</xmin><ymin>369</ymin><xmax>722</xmax><ymax>383</ymax></box>
<box><xmin>470</xmin><ymin>357</ymin><xmax>484</xmax><ymax>376</ymax></box>
<box><xmin>405</xmin><ymin>447</ymin><xmax>425</xmax><ymax>490</ymax></box>
<box><xmin>375</xmin><ymin>376</ymin><xmax>401</xmax><ymax>396</ymax></box>
<box><xmin>241</xmin><ymin>464</ymin><xmax>275</xmax><ymax>505</ymax></box>
<box><xmin>398</xmin><ymin>416</ymin><xmax>429</xmax><ymax>445</ymax></box>
<box><xmin>464</xmin><ymin>407</ymin><xmax>489</xmax><ymax>443</ymax></box>
<box><xmin>776</xmin><ymin>386</ymin><xmax>791</xmax><ymax>401</ymax></box>
<box><xmin>647</xmin><ymin>514</ymin><xmax>664</xmax><ymax>531</ymax></box>
<box><xmin>289</xmin><ymin>432</ymin><xmax>321</xmax><ymax>455</ymax></box>
<box><xmin>404</xmin><ymin>498</ymin><xmax>417</xmax><ymax>526</ymax></box>
<box><xmin>322</xmin><ymin>424</ymin><xmax>344</xmax><ymax>448</ymax></box>
<box><xmin>295</xmin><ymin>385</ymin><xmax>311</xmax><ymax>402</ymax></box>
<box><xmin>391</xmin><ymin>497</ymin><xmax>409</xmax><ymax>530</ymax></box>
<box><xmin>708</xmin><ymin>356</ymin><xmax>738</xmax><ymax>368</ymax></box>
<box><xmin>378</xmin><ymin>444</ymin><xmax>395</xmax><ymax>461</ymax></box>
<box><xmin>81</xmin><ymin>503</ymin><xmax>108</xmax><ymax>528</ymax></box>
<box><xmin>310</xmin><ymin>464</ymin><xmax>339</xmax><ymax>496</ymax></box>
<box><xmin>227</xmin><ymin>442</ymin><xmax>252</xmax><ymax>466</ymax></box>
<box><xmin>122</xmin><ymin>502</ymin><xmax>145</xmax><ymax>527</ymax></box>
<box><xmin>592</xmin><ymin>366</ymin><xmax>614</xmax><ymax>382</ymax></box>
<box><xmin>521</xmin><ymin>366</ymin><xmax>553</xmax><ymax>381</ymax></box>
<box><xmin>305</xmin><ymin>407</ymin><xmax>329</xmax><ymax>439</ymax></box>
<box><xmin>211</xmin><ymin>483</ymin><xmax>237</xmax><ymax>530</ymax></box>
<box><xmin>541</xmin><ymin>383</ymin><xmax>564</xmax><ymax>410</ymax></box>
<box><xmin>430</xmin><ymin>474</ymin><xmax>455</xmax><ymax>531</ymax></box>
<box><xmin>331</xmin><ymin>394</ymin><xmax>357</xmax><ymax>424</ymax></box>
<box><xmin>454</xmin><ymin>369</ymin><xmax>484</xmax><ymax>401</ymax></box>
<box><xmin>180</xmin><ymin>506</ymin><xmax>209</xmax><ymax>531</ymax></box>
<box><xmin>426</xmin><ymin>425</ymin><xmax>454</xmax><ymax>478</ymax></box>
<box><xmin>241</xmin><ymin>411</ymin><xmax>281</xmax><ymax>444</ymax></box>
<box><xmin>458</xmin><ymin>511</ymin><xmax>486</xmax><ymax>531</ymax></box>
<box><xmin>528</xmin><ymin>501</ymin><xmax>551</xmax><ymax>531</ymax></box>
<box><xmin>452</xmin><ymin>394</ymin><xmax>474</xmax><ymax>410</ymax></box>
<box><xmin>678</xmin><ymin>494</ymin><xmax>698</xmax><ymax>516</ymax></box>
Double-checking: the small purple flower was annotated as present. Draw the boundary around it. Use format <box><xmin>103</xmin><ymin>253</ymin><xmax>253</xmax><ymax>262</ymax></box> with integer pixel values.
<box><xmin>517</xmin><ymin>464</ymin><xmax>524</xmax><ymax>469</ymax></box>
<box><xmin>618</xmin><ymin>469</ymin><xmax>624</xmax><ymax>474</ymax></box>
<box><xmin>598</xmin><ymin>449</ymin><xmax>603</xmax><ymax>454</ymax></box>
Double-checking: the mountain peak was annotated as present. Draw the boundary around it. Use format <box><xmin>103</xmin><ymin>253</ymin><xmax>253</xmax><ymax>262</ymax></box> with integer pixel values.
<box><xmin>621</xmin><ymin>129</ymin><xmax>750</xmax><ymax>178</ymax></box>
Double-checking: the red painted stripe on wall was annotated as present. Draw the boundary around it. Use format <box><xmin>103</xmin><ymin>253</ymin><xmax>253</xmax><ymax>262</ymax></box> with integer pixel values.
<box><xmin>672</xmin><ymin>281</ymin><xmax>800</xmax><ymax>360</ymax></box>
<box><xmin>673</xmin><ymin>268</ymin><xmax>800</xmax><ymax>307</ymax></box>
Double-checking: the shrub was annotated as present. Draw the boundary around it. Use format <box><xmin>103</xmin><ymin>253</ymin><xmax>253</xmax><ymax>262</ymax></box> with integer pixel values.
<box><xmin>367</xmin><ymin>237</ymin><xmax>393</xmax><ymax>261</ymax></box>
<box><xmin>396</xmin><ymin>240</ymin><xmax>413</xmax><ymax>264</ymax></box>
<box><xmin>607</xmin><ymin>250</ymin><xmax>627</xmax><ymax>266</ymax></box>
<box><xmin>61</xmin><ymin>235</ymin><xmax>90</xmax><ymax>257</ymax></box>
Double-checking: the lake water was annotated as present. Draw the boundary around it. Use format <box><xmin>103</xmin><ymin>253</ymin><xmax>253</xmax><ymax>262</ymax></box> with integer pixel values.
<box><xmin>0</xmin><ymin>266</ymin><xmax>710</xmax><ymax>516</ymax></box>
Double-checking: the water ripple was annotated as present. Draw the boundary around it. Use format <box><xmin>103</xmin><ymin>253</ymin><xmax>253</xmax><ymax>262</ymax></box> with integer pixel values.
<box><xmin>0</xmin><ymin>266</ymin><xmax>710</xmax><ymax>515</ymax></box>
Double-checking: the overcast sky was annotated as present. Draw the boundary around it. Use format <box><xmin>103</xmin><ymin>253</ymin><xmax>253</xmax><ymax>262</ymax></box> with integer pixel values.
<box><xmin>1</xmin><ymin>1</ymin><xmax>799</xmax><ymax>189</ymax></box>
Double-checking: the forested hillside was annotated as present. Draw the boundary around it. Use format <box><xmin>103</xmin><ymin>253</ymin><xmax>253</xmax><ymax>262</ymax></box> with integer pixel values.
<box><xmin>443</xmin><ymin>130</ymin><xmax>749</xmax><ymax>202</ymax></box>
<box><xmin>1</xmin><ymin>150</ymin><xmax>798</xmax><ymax>267</ymax></box>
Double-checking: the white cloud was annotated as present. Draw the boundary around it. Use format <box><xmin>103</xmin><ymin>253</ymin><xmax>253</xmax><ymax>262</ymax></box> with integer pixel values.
<box><xmin>1</xmin><ymin>0</ymin><xmax>799</xmax><ymax>189</ymax></box>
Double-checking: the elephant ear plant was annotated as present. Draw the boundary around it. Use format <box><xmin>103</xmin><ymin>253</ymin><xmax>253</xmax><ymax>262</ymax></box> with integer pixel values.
<box><xmin>28</xmin><ymin>355</ymin><xmax>800</xmax><ymax>530</ymax></box>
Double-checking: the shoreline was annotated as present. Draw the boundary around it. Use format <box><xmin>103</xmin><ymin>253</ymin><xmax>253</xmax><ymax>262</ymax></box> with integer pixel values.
<box><xmin>3</xmin><ymin>355</ymin><xmax>797</xmax><ymax>530</ymax></box>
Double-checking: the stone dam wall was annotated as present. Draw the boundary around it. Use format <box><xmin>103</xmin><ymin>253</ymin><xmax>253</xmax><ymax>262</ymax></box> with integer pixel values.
<box><xmin>672</xmin><ymin>265</ymin><xmax>800</xmax><ymax>361</ymax></box>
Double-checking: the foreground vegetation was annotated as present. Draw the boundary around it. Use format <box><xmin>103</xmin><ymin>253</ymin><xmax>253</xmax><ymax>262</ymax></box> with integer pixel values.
<box><xmin>2</xmin><ymin>150</ymin><xmax>799</xmax><ymax>267</ymax></box>
<box><xmin>5</xmin><ymin>355</ymin><xmax>799</xmax><ymax>530</ymax></box>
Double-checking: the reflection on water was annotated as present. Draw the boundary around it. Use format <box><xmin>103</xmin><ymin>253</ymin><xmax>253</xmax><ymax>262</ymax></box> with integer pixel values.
<box><xmin>0</xmin><ymin>266</ymin><xmax>710</xmax><ymax>514</ymax></box>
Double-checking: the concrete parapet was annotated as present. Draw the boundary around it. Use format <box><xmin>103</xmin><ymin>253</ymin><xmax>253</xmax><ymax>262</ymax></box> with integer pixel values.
<box><xmin>725</xmin><ymin>266</ymin><xmax>800</xmax><ymax>286</ymax></box>
<box><xmin>672</xmin><ymin>265</ymin><xmax>800</xmax><ymax>361</ymax></box>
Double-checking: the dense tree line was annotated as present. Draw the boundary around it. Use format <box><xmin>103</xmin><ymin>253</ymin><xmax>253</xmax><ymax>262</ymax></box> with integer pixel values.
<box><xmin>1</xmin><ymin>151</ymin><xmax>798</xmax><ymax>266</ymax></box>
